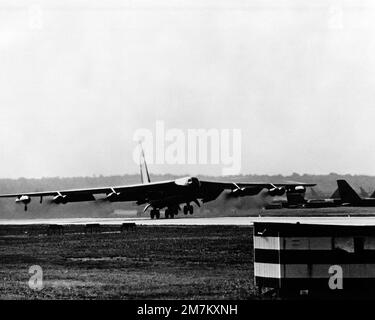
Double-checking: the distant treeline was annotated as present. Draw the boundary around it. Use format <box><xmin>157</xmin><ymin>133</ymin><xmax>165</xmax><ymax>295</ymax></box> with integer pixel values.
<box><xmin>0</xmin><ymin>173</ymin><xmax>374</xmax><ymax>219</ymax></box>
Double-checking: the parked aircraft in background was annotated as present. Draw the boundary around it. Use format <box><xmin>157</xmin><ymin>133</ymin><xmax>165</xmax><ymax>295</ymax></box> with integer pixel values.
<box><xmin>267</xmin><ymin>186</ymin><xmax>342</xmax><ymax>209</ymax></box>
<box><xmin>337</xmin><ymin>180</ymin><xmax>375</xmax><ymax>207</ymax></box>
<box><xmin>304</xmin><ymin>187</ymin><xmax>342</xmax><ymax>208</ymax></box>
<box><xmin>287</xmin><ymin>181</ymin><xmax>375</xmax><ymax>209</ymax></box>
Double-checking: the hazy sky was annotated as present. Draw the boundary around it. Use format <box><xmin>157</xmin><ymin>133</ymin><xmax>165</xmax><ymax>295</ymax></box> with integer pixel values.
<box><xmin>0</xmin><ymin>0</ymin><xmax>374</xmax><ymax>178</ymax></box>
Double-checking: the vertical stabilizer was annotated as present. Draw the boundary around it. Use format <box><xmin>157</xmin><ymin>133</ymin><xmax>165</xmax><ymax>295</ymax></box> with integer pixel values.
<box><xmin>139</xmin><ymin>143</ymin><xmax>151</xmax><ymax>184</ymax></box>
<box><xmin>337</xmin><ymin>180</ymin><xmax>362</xmax><ymax>204</ymax></box>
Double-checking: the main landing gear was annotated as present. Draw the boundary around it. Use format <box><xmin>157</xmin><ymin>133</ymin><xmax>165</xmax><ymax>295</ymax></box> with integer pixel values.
<box><xmin>150</xmin><ymin>204</ymin><xmax>194</xmax><ymax>220</ymax></box>
<box><xmin>165</xmin><ymin>207</ymin><xmax>178</xmax><ymax>219</ymax></box>
<box><xmin>164</xmin><ymin>204</ymin><xmax>193</xmax><ymax>219</ymax></box>
<box><xmin>150</xmin><ymin>209</ymin><xmax>160</xmax><ymax>219</ymax></box>
<box><xmin>183</xmin><ymin>204</ymin><xmax>194</xmax><ymax>215</ymax></box>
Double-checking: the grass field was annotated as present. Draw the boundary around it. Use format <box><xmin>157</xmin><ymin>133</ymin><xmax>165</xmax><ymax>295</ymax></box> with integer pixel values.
<box><xmin>0</xmin><ymin>225</ymin><xmax>255</xmax><ymax>299</ymax></box>
<box><xmin>2</xmin><ymin>206</ymin><xmax>375</xmax><ymax>300</ymax></box>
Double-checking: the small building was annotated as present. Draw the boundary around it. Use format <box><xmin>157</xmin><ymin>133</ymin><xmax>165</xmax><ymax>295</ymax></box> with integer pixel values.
<box><xmin>120</xmin><ymin>223</ymin><xmax>136</xmax><ymax>232</ymax></box>
<box><xmin>253</xmin><ymin>221</ymin><xmax>375</xmax><ymax>298</ymax></box>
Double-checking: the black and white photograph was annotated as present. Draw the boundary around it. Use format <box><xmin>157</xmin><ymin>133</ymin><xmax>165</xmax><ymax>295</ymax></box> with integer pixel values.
<box><xmin>0</xmin><ymin>0</ymin><xmax>375</xmax><ymax>315</ymax></box>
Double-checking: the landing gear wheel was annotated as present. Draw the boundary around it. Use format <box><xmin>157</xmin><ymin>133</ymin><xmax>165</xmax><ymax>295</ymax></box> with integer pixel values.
<box><xmin>150</xmin><ymin>209</ymin><xmax>160</xmax><ymax>219</ymax></box>
<box><xmin>188</xmin><ymin>204</ymin><xmax>194</xmax><ymax>215</ymax></box>
<box><xmin>183</xmin><ymin>205</ymin><xmax>189</xmax><ymax>215</ymax></box>
<box><xmin>155</xmin><ymin>210</ymin><xmax>160</xmax><ymax>219</ymax></box>
<box><xmin>165</xmin><ymin>208</ymin><xmax>177</xmax><ymax>219</ymax></box>
<box><xmin>165</xmin><ymin>209</ymin><xmax>170</xmax><ymax>219</ymax></box>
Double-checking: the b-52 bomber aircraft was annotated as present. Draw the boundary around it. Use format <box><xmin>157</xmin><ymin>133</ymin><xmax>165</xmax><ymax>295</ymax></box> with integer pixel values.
<box><xmin>0</xmin><ymin>148</ymin><xmax>315</xmax><ymax>219</ymax></box>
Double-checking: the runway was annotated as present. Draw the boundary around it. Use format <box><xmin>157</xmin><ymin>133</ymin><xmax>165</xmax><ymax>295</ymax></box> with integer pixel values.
<box><xmin>2</xmin><ymin>215</ymin><xmax>375</xmax><ymax>226</ymax></box>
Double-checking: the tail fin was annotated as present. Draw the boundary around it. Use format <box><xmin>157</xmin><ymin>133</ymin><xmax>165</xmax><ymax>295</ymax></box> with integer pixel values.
<box><xmin>139</xmin><ymin>143</ymin><xmax>151</xmax><ymax>184</ymax></box>
<box><xmin>337</xmin><ymin>180</ymin><xmax>362</xmax><ymax>204</ymax></box>
<box><xmin>330</xmin><ymin>188</ymin><xmax>340</xmax><ymax>199</ymax></box>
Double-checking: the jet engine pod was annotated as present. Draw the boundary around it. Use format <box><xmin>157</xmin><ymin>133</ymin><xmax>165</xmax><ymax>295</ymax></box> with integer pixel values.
<box><xmin>105</xmin><ymin>191</ymin><xmax>121</xmax><ymax>202</ymax></box>
<box><xmin>229</xmin><ymin>186</ymin><xmax>263</xmax><ymax>197</ymax></box>
<box><xmin>52</xmin><ymin>194</ymin><xmax>68</xmax><ymax>204</ymax></box>
<box><xmin>15</xmin><ymin>195</ymin><xmax>31</xmax><ymax>205</ymax></box>
<box><xmin>15</xmin><ymin>195</ymin><xmax>31</xmax><ymax>211</ymax></box>
<box><xmin>231</xmin><ymin>188</ymin><xmax>245</xmax><ymax>197</ymax></box>
<box><xmin>293</xmin><ymin>186</ymin><xmax>306</xmax><ymax>194</ymax></box>
<box><xmin>268</xmin><ymin>187</ymin><xmax>285</xmax><ymax>197</ymax></box>
<box><xmin>53</xmin><ymin>193</ymin><xmax>96</xmax><ymax>204</ymax></box>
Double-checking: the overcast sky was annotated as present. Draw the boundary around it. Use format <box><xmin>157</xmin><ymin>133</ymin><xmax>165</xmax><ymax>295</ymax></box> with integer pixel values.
<box><xmin>0</xmin><ymin>0</ymin><xmax>374</xmax><ymax>178</ymax></box>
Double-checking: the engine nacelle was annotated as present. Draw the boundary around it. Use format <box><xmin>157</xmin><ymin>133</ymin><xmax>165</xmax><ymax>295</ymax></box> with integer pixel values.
<box><xmin>231</xmin><ymin>188</ymin><xmax>245</xmax><ymax>197</ymax></box>
<box><xmin>268</xmin><ymin>187</ymin><xmax>285</xmax><ymax>197</ymax></box>
<box><xmin>52</xmin><ymin>194</ymin><xmax>68</xmax><ymax>204</ymax></box>
<box><xmin>229</xmin><ymin>186</ymin><xmax>263</xmax><ymax>198</ymax></box>
<box><xmin>293</xmin><ymin>186</ymin><xmax>306</xmax><ymax>193</ymax></box>
<box><xmin>15</xmin><ymin>195</ymin><xmax>31</xmax><ymax>205</ymax></box>
<box><xmin>16</xmin><ymin>195</ymin><xmax>31</xmax><ymax>211</ymax></box>
<box><xmin>239</xmin><ymin>187</ymin><xmax>261</xmax><ymax>197</ymax></box>
<box><xmin>105</xmin><ymin>191</ymin><xmax>121</xmax><ymax>202</ymax></box>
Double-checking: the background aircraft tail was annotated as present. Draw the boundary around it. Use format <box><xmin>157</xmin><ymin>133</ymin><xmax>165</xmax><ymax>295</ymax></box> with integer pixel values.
<box><xmin>330</xmin><ymin>188</ymin><xmax>340</xmax><ymax>199</ymax></box>
<box><xmin>337</xmin><ymin>179</ymin><xmax>362</xmax><ymax>204</ymax></box>
<box><xmin>139</xmin><ymin>144</ymin><xmax>151</xmax><ymax>184</ymax></box>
